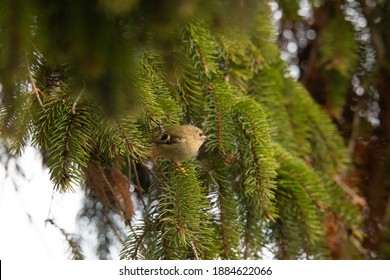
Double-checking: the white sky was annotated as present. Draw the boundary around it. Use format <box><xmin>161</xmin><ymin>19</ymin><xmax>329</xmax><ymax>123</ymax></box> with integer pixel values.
<box><xmin>0</xmin><ymin>146</ymin><xmax>85</xmax><ymax>259</ymax></box>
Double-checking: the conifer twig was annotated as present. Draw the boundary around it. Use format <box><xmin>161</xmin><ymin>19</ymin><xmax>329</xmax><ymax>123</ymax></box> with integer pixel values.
<box><xmin>126</xmin><ymin>223</ymin><xmax>148</xmax><ymax>260</ymax></box>
<box><xmin>102</xmin><ymin>210</ymin><xmax>125</xmax><ymax>243</ymax></box>
<box><xmin>130</xmin><ymin>157</ymin><xmax>147</xmax><ymax>211</ymax></box>
<box><xmin>45</xmin><ymin>190</ymin><xmax>55</xmax><ymax>224</ymax></box>
<box><xmin>72</xmin><ymin>86</ymin><xmax>85</xmax><ymax>115</ymax></box>
<box><xmin>25</xmin><ymin>55</ymin><xmax>43</xmax><ymax>107</ymax></box>
<box><xmin>45</xmin><ymin>219</ymin><xmax>84</xmax><ymax>259</ymax></box>
<box><xmin>190</xmin><ymin>240</ymin><xmax>200</xmax><ymax>260</ymax></box>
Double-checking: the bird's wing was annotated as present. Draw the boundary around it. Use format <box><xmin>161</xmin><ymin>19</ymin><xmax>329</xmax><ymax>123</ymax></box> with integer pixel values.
<box><xmin>153</xmin><ymin>132</ymin><xmax>187</xmax><ymax>144</ymax></box>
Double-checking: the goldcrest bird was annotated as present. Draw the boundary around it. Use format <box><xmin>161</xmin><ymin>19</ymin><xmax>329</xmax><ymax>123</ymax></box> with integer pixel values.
<box><xmin>151</xmin><ymin>125</ymin><xmax>207</xmax><ymax>170</ymax></box>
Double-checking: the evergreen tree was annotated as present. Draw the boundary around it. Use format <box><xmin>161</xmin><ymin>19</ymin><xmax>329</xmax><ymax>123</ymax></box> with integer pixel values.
<box><xmin>2</xmin><ymin>0</ymin><xmax>388</xmax><ymax>259</ymax></box>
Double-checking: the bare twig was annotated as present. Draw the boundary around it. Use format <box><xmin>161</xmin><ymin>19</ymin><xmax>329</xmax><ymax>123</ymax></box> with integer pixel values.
<box><xmin>45</xmin><ymin>219</ymin><xmax>84</xmax><ymax>259</ymax></box>
<box><xmin>333</xmin><ymin>174</ymin><xmax>367</xmax><ymax>208</ymax></box>
<box><xmin>347</xmin><ymin>100</ymin><xmax>362</xmax><ymax>155</ymax></box>
<box><xmin>383</xmin><ymin>191</ymin><xmax>390</xmax><ymax>230</ymax></box>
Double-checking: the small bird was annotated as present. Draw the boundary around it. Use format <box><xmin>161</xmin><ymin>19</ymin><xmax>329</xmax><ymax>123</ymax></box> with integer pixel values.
<box><xmin>151</xmin><ymin>125</ymin><xmax>207</xmax><ymax>172</ymax></box>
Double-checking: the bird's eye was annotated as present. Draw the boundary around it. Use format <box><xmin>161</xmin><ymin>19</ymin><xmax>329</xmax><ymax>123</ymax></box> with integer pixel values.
<box><xmin>161</xmin><ymin>133</ymin><xmax>169</xmax><ymax>141</ymax></box>
<box><xmin>199</xmin><ymin>132</ymin><xmax>203</xmax><ymax>137</ymax></box>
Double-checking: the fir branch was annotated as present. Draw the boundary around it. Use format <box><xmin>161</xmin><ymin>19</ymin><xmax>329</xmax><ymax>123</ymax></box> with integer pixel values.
<box><xmin>182</xmin><ymin>21</ymin><xmax>219</xmax><ymax>79</ymax></box>
<box><xmin>233</xmin><ymin>98</ymin><xmax>278</xmax><ymax>258</ymax></box>
<box><xmin>286</xmin><ymin>84</ymin><xmax>350</xmax><ymax>175</ymax></box>
<box><xmin>137</xmin><ymin>51</ymin><xmax>181</xmax><ymax>128</ymax></box>
<box><xmin>95</xmin><ymin>115</ymin><xmax>150</xmax><ymax>168</ymax></box>
<box><xmin>176</xmin><ymin>20</ymin><xmax>220</xmax><ymax>124</ymax></box>
<box><xmin>317</xmin><ymin>13</ymin><xmax>358</xmax><ymax>117</ymax></box>
<box><xmin>327</xmin><ymin>181</ymin><xmax>363</xmax><ymax>235</ymax></box>
<box><xmin>176</xmin><ymin>52</ymin><xmax>207</xmax><ymax>123</ymax></box>
<box><xmin>281</xmin><ymin>78</ymin><xmax>312</xmax><ymax>157</ymax></box>
<box><xmin>234</xmin><ymin>98</ymin><xmax>278</xmax><ymax>218</ymax></box>
<box><xmin>272</xmin><ymin>144</ymin><xmax>332</xmax><ymax>258</ymax></box>
<box><xmin>252</xmin><ymin>6</ymin><xmax>280</xmax><ymax>63</ymax></box>
<box><xmin>202</xmin><ymin>159</ymin><xmax>241</xmax><ymax>259</ymax></box>
<box><xmin>115</xmin><ymin>117</ymin><xmax>150</xmax><ymax>163</ymax></box>
<box><xmin>318</xmin><ymin>14</ymin><xmax>358</xmax><ymax>76</ymax></box>
<box><xmin>155</xmin><ymin>161</ymin><xmax>217</xmax><ymax>259</ymax></box>
<box><xmin>5</xmin><ymin>94</ymin><xmax>35</xmax><ymax>155</ymax></box>
<box><xmin>216</xmin><ymin>31</ymin><xmax>264</xmax><ymax>90</ymax></box>
<box><xmin>120</xmin><ymin>223</ymin><xmax>148</xmax><ymax>260</ymax></box>
<box><xmin>249</xmin><ymin>68</ymin><xmax>309</xmax><ymax>157</ymax></box>
<box><xmin>203</xmin><ymin>78</ymin><xmax>237</xmax><ymax>155</ymax></box>
<box><xmin>276</xmin><ymin>176</ymin><xmax>327</xmax><ymax>257</ymax></box>
<box><xmin>274</xmin><ymin>144</ymin><xmax>332</xmax><ymax>210</ymax></box>
<box><xmin>33</xmin><ymin>91</ymin><xmax>96</xmax><ymax>192</ymax></box>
